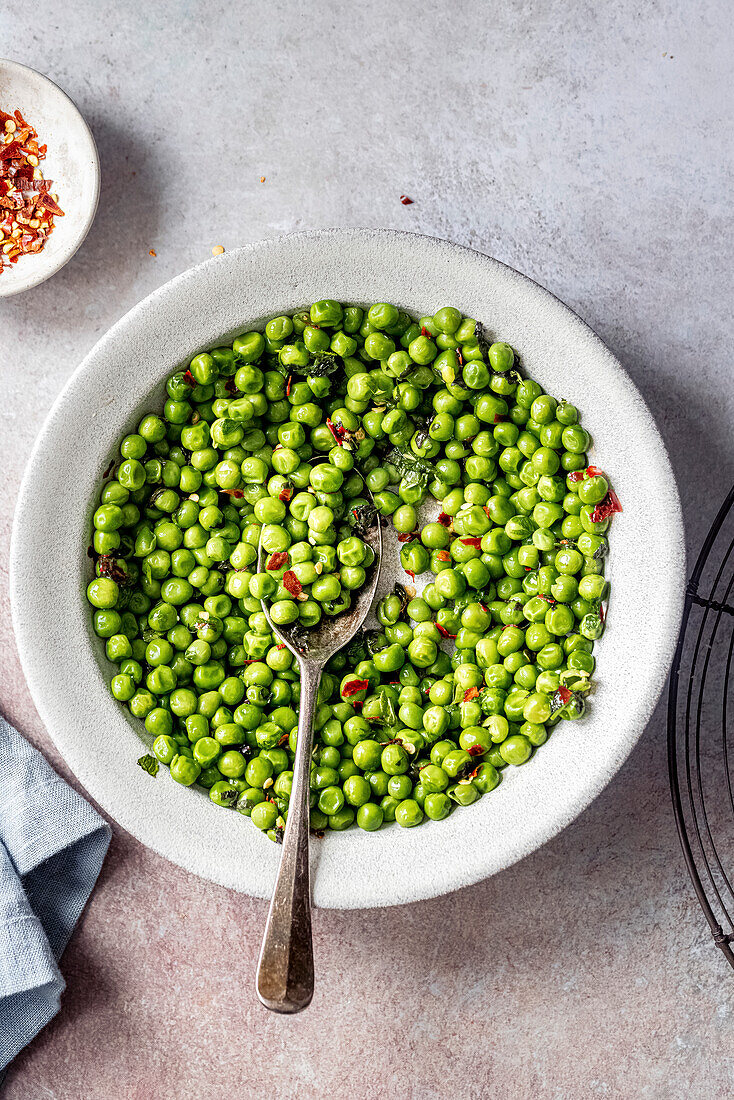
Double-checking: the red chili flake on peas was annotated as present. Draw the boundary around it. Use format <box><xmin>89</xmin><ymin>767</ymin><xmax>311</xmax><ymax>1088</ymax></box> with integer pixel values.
<box><xmin>463</xmin><ymin>687</ymin><xmax>480</xmax><ymax>702</ymax></box>
<box><xmin>591</xmin><ymin>489</ymin><xmax>623</xmax><ymax>523</ymax></box>
<box><xmin>436</xmin><ymin>624</ymin><xmax>456</xmax><ymax>638</ymax></box>
<box><xmin>342</xmin><ymin>678</ymin><xmax>369</xmax><ymax>697</ymax></box>
<box><xmin>437</xmin><ymin>512</ymin><xmax>451</xmax><ymax>527</ymax></box>
<box><xmin>326</xmin><ymin>417</ymin><xmax>345</xmax><ymax>445</ymax></box>
<box><xmin>568</xmin><ymin>470</ymin><xmax>584</xmax><ymax>483</ymax></box>
<box><xmin>266</xmin><ymin>551</ymin><xmax>289</xmax><ymax>570</ymax></box>
<box><xmin>459</xmin><ymin>537</ymin><xmax>482</xmax><ymax>547</ymax></box>
<box><xmin>282</xmin><ymin>570</ymin><xmax>303</xmax><ymax>597</ymax></box>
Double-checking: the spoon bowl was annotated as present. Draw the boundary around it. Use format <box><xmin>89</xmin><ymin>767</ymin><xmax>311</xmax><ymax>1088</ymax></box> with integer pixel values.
<box><xmin>255</xmin><ymin>491</ymin><xmax>382</xmax><ymax>1013</ymax></box>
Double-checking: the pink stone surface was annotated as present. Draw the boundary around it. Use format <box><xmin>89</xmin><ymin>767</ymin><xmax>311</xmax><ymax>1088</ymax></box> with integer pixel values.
<box><xmin>2</xmin><ymin>0</ymin><xmax>734</xmax><ymax>1093</ymax></box>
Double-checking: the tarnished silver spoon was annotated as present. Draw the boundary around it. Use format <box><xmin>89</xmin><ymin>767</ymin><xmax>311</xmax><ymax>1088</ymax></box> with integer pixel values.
<box><xmin>255</xmin><ymin>497</ymin><xmax>382</xmax><ymax>1014</ymax></box>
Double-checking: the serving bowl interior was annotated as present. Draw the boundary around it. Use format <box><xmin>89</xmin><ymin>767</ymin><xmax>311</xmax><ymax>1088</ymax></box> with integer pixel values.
<box><xmin>10</xmin><ymin>229</ymin><xmax>684</xmax><ymax>908</ymax></box>
<box><xmin>0</xmin><ymin>58</ymin><xmax>99</xmax><ymax>297</ymax></box>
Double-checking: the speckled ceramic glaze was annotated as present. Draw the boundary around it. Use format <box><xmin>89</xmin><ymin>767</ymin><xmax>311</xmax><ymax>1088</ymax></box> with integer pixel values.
<box><xmin>0</xmin><ymin>59</ymin><xmax>99</xmax><ymax>297</ymax></box>
<box><xmin>10</xmin><ymin>229</ymin><xmax>685</xmax><ymax>908</ymax></box>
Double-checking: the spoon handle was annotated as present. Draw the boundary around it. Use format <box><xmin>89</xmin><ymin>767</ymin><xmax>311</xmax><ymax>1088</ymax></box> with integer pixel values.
<box><xmin>256</xmin><ymin>658</ymin><xmax>320</xmax><ymax>1013</ymax></box>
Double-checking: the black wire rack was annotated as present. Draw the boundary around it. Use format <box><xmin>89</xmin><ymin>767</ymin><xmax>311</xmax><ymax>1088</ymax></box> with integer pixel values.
<box><xmin>668</xmin><ymin>484</ymin><xmax>734</xmax><ymax>969</ymax></box>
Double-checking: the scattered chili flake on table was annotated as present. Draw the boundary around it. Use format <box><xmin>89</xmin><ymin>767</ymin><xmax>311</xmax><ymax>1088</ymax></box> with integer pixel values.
<box><xmin>0</xmin><ymin>108</ymin><xmax>64</xmax><ymax>274</ymax></box>
<box><xmin>148</xmin><ymin>249</ymin><xmax>156</xmax><ymax>257</ymax></box>
<box><xmin>400</xmin><ymin>194</ymin><xmax>414</xmax><ymax>205</ymax></box>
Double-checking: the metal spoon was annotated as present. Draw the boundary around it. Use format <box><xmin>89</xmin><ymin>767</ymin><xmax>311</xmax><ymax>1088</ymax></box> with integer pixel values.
<box><xmin>255</xmin><ymin>500</ymin><xmax>382</xmax><ymax>1013</ymax></box>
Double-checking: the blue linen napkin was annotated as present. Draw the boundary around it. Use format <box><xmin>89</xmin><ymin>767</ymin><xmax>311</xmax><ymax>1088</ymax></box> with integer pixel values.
<box><xmin>0</xmin><ymin>715</ymin><xmax>111</xmax><ymax>1072</ymax></box>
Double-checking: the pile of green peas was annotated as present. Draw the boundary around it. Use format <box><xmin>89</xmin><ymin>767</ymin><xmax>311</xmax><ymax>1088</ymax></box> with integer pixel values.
<box><xmin>86</xmin><ymin>299</ymin><xmax>616</xmax><ymax>841</ymax></box>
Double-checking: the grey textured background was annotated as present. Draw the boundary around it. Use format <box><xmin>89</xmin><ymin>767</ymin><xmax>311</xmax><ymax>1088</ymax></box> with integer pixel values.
<box><xmin>1</xmin><ymin>1</ymin><xmax>733</xmax><ymax>1097</ymax></box>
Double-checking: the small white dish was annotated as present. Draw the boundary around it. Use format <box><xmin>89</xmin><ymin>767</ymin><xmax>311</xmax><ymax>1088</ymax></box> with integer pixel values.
<box><xmin>0</xmin><ymin>58</ymin><xmax>99</xmax><ymax>297</ymax></box>
<box><xmin>10</xmin><ymin>229</ymin><xmax>685</xmax><ymax>908</ymax></box>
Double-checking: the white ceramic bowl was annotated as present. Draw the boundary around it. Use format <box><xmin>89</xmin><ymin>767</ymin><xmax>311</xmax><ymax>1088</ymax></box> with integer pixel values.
<box><xmin>0</xmin><ymin>59</ymin><xmax>99</xmax><ymax>297</ymax></box>
<box><xmin>10</xmin><ymin>230</ymin><xmax>685</xmax><ymax>908</ymax></box>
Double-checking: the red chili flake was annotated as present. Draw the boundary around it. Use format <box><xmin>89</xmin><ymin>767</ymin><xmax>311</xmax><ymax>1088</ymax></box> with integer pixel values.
<box><xmin>352</xmin><ymin>700</ymin><xmax>364</xmax><ymax>711</ymax></box>
<box><xmin>537</xmin><ymin>594</ymin><xmax>555</xmax><ymax>604</ymax></box>
<box><xmin>224</xmin><ymin>378</ymin><xmax>239</xmax><ymax>395</ymax></box>
<box><xmin>278</xmin><ymin>732</ymin><xmax>290</xmax><ymax>746</ymax></box>
<box><xmin>397</xmin><ymin>531</ymin><xmax>418</xmax><ymax>543</ymax></box>
<box><xmin>0</xmin><ymin>140</ymin><xmax>22</xmax><ymax>160</ymax></box>
<box><xmin>224</xmin><ymin>488</ymin><xmax>244</xmax><ymax>498</ymax></box>
<box><xmin>0</xmin><ymin>111</ymin><xmax>63</xmax><ymax>274</ymax></box>
<box><xmin>342</xmin><ymin>678</ymin><xmax>369</xmax><ymax>697</ymax></box>
<box><xmin>460</xmin><ymin>537</ymin><xmax>482</xmax><ymax>547</ymax></box>
<box><xmin>326</xmin><ymin>417</ymin><xmax>345</xmax><ymax>446</ymax></box>
<box><xmin>479</xmin><ymin>603</ymin><xmax>488</xmax><ymax>612</ymax></box>
<box><xmin>457</xmin><ymin>350</ymin><xmax>464</xmax><ymax>366</ymax></box>
<box><xmin>278</xmin><ymin>485</ymin><xmax>293</xmax><ymax>502</ymax></box>
<box><xmin>420</xmin><ymin>326</ymin><xmax>431</xmax><ymax>338</ymax></box>
<box><xmin>568</xmin><ymin>470</ymin><xmax>584</xmax><ymax>483</ymax></box>
<box><xmin>405</xmin><ymin>569</ymin><xmax>416</xmax><ymax>580</ymax></box>
<box><xmin>436</xmin><ymin>623</ymin><xmax>457</xmax><ymax>638</ymax></box>
<box><xmin>276</xmin><ymin>643</ymin><xmax>287</xmax><ymax>649</ymax></box>
<box><xmin>591</xmin><ymin>489</ymin><xmax>623</xmax><ymax>523</ymax></box>
<box><xmin>463</xmin><ymin>687</ymin><xmax>480</xmax><ymax>702</ymax></box>
<box><xmin>266</xmin><ymin>551</ymin><xmax>289</xmax><ymax>570</ymax></box>
<box><xmin>586</xmin><ymin>465</ymin><xmax>604</xmax><ymax>478</ymax></box>
<box><xmin>599</xmin><ymin>603</ymin><xmax>606</xmax><ymax>623</ymax></box>
<box><xmin>282</xmin><ymin>570</ymin><xmax>303</xmax><ymax>597</ymax></box>
<box><xmin>436</xmin><ymin>550</ymin><xmax>451</xmax><ymax>562</ymax></box>
<box><xmin>493</xmin><ymin>414</ymin><xmax>506</xmax><ymax>424</ymax></box>
<box><xmin>467</xmin><ymin>744</ymin><xmax>485</xmax><ymax>757</ymax></box>
<box><xmin>437</xmin><ymin>512</ymin><xmax>451</xmax><ymax>527</ymax></box>
<box><xmin>286</xmin><ymin>374</ymin><xmax>292</xmax><ymax>397</ymax></box>
<box><xmin>35</xmin><ymin>191</ymin><xmax>63</xmax><ymax>217</ymax></box>
<box><xmin>400</xmin><ymin>194</ymin><xmax>414</xmax><ymax>205</ymax></box>
<box><xmin>182</xmin><ymin>369</ymin><xmax>196</xmax><ymax>387</ymax></box>
<box><xmin>557</xmin><ymin>686</ymin><xmax>572</xmax><ymax>705</ymax></box>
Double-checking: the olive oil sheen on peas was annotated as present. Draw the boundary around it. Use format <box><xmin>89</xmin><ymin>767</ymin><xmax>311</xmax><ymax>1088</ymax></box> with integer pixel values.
<box><xmin>87</xmin><ymin>300</ymin><xmax>617</xmax><ymax>841</ymax></box>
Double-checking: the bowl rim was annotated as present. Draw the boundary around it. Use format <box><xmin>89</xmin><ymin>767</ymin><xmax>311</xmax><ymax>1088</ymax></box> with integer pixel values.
<box><xmin>0</xmin><ymin>57</ymin><xmax>100</xmax><ymax>297</ymax></box>
<box><xmin>10</xmin><ymin>228</ymin><xmax>685</xmax><ymax>907</ymax></box>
